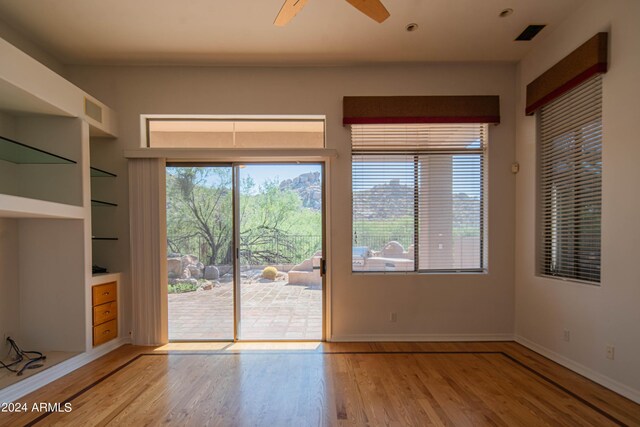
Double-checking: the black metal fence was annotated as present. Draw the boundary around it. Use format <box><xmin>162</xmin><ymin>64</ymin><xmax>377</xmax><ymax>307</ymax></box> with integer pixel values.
<box><xmin>352</xmin><ymin>234</ymin><xmax>414</xmax><ymax>252</ymax></box>
<box><xmin>241</xmin><ymin>234</ymin><xmax>323</xmax><ymax>265</ymax></box>
<box><xmin>168</xmin><ymin>234</ymin><xmax>322</xmax><ymax>265</ymax></box>
<box><xmin>169</xmin><ymin>233</ymin><xmax>478</xmax><ymax>267</ymax></box>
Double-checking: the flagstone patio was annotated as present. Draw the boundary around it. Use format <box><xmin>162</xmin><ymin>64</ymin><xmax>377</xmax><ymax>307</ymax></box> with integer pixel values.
<box><xmin>168</xmin><ymin>279</ymin><xmax>322</xmax><ymax>341</ymax></box>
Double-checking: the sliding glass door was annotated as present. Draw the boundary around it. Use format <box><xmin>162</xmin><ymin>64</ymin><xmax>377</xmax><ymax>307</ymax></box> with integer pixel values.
<box><xmin>237</xmin><ymin>164</ymin><xmax>323</xmax><ymax>340</ymax></box>
<box><xmin>166</xmin><ymin>163</ymin><xmax>324</xmax><ymax>341</ymax></box>
<box><xmin>166</xmin><ymin>165</ymin><xmax>235</xmax><ymax>340</ymax></box>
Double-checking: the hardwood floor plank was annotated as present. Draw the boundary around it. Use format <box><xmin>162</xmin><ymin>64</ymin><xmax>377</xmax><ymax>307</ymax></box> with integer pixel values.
<box><xmin>1</xmin><ymin>342</ymin><xmax>638</xmax><ymax>427</ymax></box>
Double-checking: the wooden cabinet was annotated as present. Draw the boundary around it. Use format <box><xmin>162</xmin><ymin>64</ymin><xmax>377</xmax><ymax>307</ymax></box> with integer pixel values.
<box><xmin>92</xmin><ymin>282</ymin><xmax>118</xmax><ymax>347</ymax></box>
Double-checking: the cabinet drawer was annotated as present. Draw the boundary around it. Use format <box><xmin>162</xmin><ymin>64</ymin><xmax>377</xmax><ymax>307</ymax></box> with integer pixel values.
<box><xmin>93</xmin><ymin>319</ymin><xmax>117</xmax><ymax>347</ymax></box>
<box><xmin>92</xmin><ymin>282</ymin><xmax>117</xmax><ymax>306</ymax></box>
<box><xmin>93</xmin><ymin>301</ymin><xmax>117</xmax><ymax>326</ymax></box>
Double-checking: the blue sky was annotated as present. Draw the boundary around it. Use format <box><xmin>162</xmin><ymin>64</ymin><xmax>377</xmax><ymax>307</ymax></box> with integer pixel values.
<box><xmin>239</xmin><ymin>164</ymin><xmax>321</xmax><ymax>190</ymax></box>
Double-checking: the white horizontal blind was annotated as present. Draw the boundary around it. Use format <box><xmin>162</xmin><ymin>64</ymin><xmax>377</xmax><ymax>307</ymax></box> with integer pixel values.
<box><xmin>352</xmin><ymin>154</ymin><xmax>416</xmax><ymax>272</ymax></box>
<box><xmin>351</xmin><ymin>124</ymin><xmax>487</xmax><ymax>273</ymax></box>
<box><xmin>351</xmin><ymin>125</ymin><xmax>486</xmax><ymax>153</ymax></box>
<box><xmin>538</xmin><ymin>75</ymin><xmax>602</xmax><ymax>283</ymax></box>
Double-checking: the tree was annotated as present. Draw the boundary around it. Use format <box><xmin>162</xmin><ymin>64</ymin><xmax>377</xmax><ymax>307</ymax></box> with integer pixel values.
<box><xmin>166</xmin><ymin>167</ymin><xmax>233</xmax><ymax>265</ymax></box>
<box><xmin>167</xmin><ymin>168</ymin><xmax>322</xmax><ymax>266</ymax></box>
<box><xmin>239</xmin><ymin>179</ymin><xmax>302</xmax><ymax>264</ymax></box>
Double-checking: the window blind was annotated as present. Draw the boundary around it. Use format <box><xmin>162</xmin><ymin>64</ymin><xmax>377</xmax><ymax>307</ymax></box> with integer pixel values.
<box><xmin>538</xmin><ymin>75</ymin><xmax>602</xmax><ymax>283</ymax></box>
<box><xmin>351</xmin><ymin>123</ymin><xmax>487</xmax><ymax>273</ymax></box>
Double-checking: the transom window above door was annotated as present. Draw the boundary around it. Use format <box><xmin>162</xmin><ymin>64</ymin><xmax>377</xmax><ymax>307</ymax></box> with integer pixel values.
<box><xmin>146</xmin><ymin>117</ymin><xmax>325</xmax><ymax>149</ymax></box>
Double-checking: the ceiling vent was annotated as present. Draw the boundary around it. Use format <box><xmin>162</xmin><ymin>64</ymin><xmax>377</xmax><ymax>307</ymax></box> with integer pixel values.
<box><xmin>515</xmin><ymin>25</ymin><xmax>546</xmax><ymax>41</ymax></box>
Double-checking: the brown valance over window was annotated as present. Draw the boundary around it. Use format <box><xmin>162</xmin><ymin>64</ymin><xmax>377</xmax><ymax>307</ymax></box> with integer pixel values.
<box><xmin>526</xmin><ymin>32</ymin><xmax>608</xmax><ymax>115</ymax></box>
<box><xmin>343</xmin><ymin>95</ymin><xmax>500</xmax><ymax>125</ymax></box>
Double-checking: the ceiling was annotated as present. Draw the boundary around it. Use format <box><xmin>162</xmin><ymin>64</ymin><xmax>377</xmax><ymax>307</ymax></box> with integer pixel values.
<box><xmin>0</xmin><ymin>0</ymin><xmax>584</xmax><ymax>66</ymax></box>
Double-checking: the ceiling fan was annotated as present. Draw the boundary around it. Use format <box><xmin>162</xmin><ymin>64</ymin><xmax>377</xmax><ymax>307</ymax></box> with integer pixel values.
<box><xmin>274</xmin><ymin>0</ymin><xmax>390</xmax><ymax>26</ymax></box>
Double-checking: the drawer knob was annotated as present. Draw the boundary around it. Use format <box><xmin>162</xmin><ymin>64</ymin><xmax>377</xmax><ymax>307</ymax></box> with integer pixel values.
<box><xmin>103</xmin><ymin>330</ymin><xmax>111</xmax><ymax>334</ymax></box>
<box><xmin>104</xmin><ymin>311</ymin><xmax>111</xmax><ymax>315</ymax></box>
<box><xmin>102</xmin><ymin>291</ymin><xmax>110</xmax><ymax>296</ymax></box>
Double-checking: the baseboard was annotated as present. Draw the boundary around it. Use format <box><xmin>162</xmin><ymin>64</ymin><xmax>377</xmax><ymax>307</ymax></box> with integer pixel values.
<box><xmin>330</xmin><ymin>333</ymin><xmax>514</xmax><ymax>342</ymax></box>
<box><xmin>0</xmin><ymin>337</ymin><xmax>131</xmax><ymax>404</ymax></box>
<box><xmin>515</xmin><ymin>335</ymin><xmax>640</xmax><ymax>404</ymax></box>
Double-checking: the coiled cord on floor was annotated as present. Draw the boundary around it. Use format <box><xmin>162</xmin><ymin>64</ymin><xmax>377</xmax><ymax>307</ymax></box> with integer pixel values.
<box><xmin>0</xmin><ymin>337</ymin><xmax>46</xmax><ymax>376</ymax></box>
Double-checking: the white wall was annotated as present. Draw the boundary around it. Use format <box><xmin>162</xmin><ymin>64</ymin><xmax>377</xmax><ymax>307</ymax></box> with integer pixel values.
<box><xmin>0</xmin><ymin>112</ymin><xmax>19</xmax><ymax>356</ymax></box>
<box><xmin>19</xmin><ymin>219</ymin><xmax>86</xmax><ymax>352</ymax></box>
<box><xmin>0</xmin><ymin>218</ymin><xmax>19</xmax><ymax>356</ymax></box>
<box><xmin>66</xmin><ymin>63</ymin><xmax>517</xmax><ymax>341</ymax></box>
<box><xmin>515</xmin><ymin>0</ymin><xmax>640</xmax><ymax>400</ymax></box>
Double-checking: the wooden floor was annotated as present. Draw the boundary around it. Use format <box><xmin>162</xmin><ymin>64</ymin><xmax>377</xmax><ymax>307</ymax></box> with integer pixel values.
<box><xmin>1</xmin><ymin>342</ymin><xmax>639</xmax><ymax>426</ymax></box>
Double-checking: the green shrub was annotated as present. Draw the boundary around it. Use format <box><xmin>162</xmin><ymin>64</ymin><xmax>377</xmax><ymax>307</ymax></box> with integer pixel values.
<box><xmin>261</xmin><ymin>266</ymin><xmax>278</xmax><ymax>280</ymax></box>
<box><xmin>168</xmin><ymin>283</ymin><xmax>199</xmax><ymax>294</ymax></box>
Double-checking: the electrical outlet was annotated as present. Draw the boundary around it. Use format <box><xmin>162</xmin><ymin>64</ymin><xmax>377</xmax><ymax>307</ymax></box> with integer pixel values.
<box><xmin>389</xmin><ymin>312</ymin><xmax>397</xmax><ymax>322</ymax></box>
<box><xmin>606</xmin><ymin>345</ymin><xmax>615</xmax><ymax>360</ymax></box>
<box><xmin>563</xmin><ymin>329</ymin><xmax>570</xmax><ymax>342</ymax></box>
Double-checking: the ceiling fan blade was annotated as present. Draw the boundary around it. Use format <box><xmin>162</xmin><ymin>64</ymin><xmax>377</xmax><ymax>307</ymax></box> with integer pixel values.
<box><xmin>274</xmin><ymin>0</ymin><xmax>310</xmax><ymax>26</ymax></box>
<box><xmin>344</xmin><ymin>0</ymin><xmax>390</xmax><ymax>23</ymax></box>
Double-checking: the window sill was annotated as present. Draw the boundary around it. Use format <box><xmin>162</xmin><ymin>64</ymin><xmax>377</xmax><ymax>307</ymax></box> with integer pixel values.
<box><xmin>351</xmin><ymin>270</ymin><xmax>488</xmax><ymax>276</ymax></box>
<box><xmin>537</xmin><ymin>273</ymin><xmax>600</xmax><ymax>287</ymax></box>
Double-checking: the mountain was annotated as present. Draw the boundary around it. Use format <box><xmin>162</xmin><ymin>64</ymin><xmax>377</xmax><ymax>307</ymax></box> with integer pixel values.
<box><xmin>279</xmin><ymin>172</ymin><xmax>322</xmax><ymax>210</ymax></box>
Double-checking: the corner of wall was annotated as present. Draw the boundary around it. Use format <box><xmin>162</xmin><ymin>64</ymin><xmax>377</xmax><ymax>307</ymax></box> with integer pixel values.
<box><xmin>0</xmin><ymin>17</ymin><xmax>67</xmax><ymax>78</ymax></box>
<box><xmin>514</xmin><ymin>0</ymin><xmax>640</xmax><ymax>398</ymax></box>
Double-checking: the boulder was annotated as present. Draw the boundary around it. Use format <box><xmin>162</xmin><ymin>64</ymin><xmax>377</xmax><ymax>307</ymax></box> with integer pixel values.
<box><xmin>204</xmin><ymin>265</ymin><xmax>220</xmax><ymax>280</ymax></box>
<box><xmin>187</xmin><ymin>264</ymin><xmax>203</xmax><ymax>279</ymax></box>
<box><xmin>181</xmin><ymin>254</ymin><xmax>199</xmax><ymax>270</ymax></box>
<box><xmin>382</xmin><ymin>241</ymin><xmax>405</xmax><ymax>258</ymax></box>
<box><xmin>167</xmin><ymin>258</ymin><xmax>182</xmax><ymax>278</ymax></box>
<box><xmin>182</xmin><ymin>268</ymin><xmax>191</xmax><ymax>279</ymax></box>
<box><xmin>199</xmin><ymin>280</ymin><xmax>214</xmax><ymax>291</ymax></box>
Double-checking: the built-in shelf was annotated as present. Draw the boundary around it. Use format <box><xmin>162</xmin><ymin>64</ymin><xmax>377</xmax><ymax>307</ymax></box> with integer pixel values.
<box><xmin>91</xmin><ymin>199</ymin><xmax>117</xmax><ymax>207</ymax></box>
<box><xmin>0</xmin><ymin>194</ymin><xmax>84</xmax><ymax>219</ymax></box>
<box><xmin>0</xmin><ymin>135</ymin><xmax>76</xmax><ymax>164</ymax></box>
<box><xmin>91</xmin><ymin>272</ymin><xmax>121</xmax><ymax>283</ymax></box>
<box><xmin>90</xmin><ymin>166</ymin><xmax>117</xmax><ymax>178</ymax></box>
<box><xmin>0</xmin><ymin>37</ymin><xmax>121</xmax><ymax>403</ymax></box>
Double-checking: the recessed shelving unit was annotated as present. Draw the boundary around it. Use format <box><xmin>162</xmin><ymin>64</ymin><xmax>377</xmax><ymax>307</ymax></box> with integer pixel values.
<box><xmin>0</xmin><ymin>35</ymin><xmax>121</xmax><ymax>403</ymax></box>
<box><xmin>0</xmin><ymin>134</ymin><xmax>76</xmax><ymax>164</ymax></box>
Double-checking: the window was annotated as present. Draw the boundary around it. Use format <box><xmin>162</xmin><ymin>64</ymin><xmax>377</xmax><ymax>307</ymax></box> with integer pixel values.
<box><xmin>351</xmin><ymin>123</ymin><xmax>487</xmax><ymax>273</ymax></box>
<box><xmin>538</xmin><ymin>75</ymin><xmax>602</xmax><ymax>284</ymax></box>
<box><xmin>147</xmin><ymin>118</ymin><xmax>325</xmax><ymax>148</ymax></box>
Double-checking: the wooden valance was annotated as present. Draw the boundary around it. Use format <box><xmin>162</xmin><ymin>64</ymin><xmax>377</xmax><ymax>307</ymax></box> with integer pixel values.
<box><xmin>343</xmin><ymin>95</ymin><xmax>500</xmax><ymax>125</ymax></box>
<box><xmin>526</xmin><ymin>32</ymin><xmax>608</xmax><ymax>115</ymax></box>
